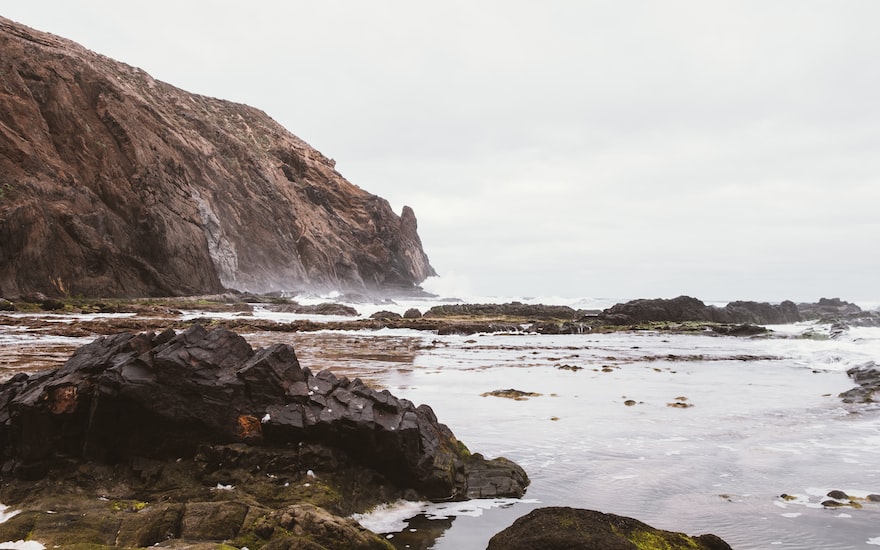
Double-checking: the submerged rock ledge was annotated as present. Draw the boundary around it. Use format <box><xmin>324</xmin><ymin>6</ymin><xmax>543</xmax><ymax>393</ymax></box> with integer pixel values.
<box><xmin>0</xmin><ymin>325</ymin><xmax>527</xmax><ymax>547</ymax></box>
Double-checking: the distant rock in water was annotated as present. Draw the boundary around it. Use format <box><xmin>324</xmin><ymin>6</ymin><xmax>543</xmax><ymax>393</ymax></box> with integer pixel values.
<box><xmin>599</xmin><ymin>296</ymin><xmax>801</xmax><ymax>325</ymax></box>
<box><xmin>0</xmin><ymin>17</ymin><xmax>434</xmax><ymax>299</ymax></box>
<box><xmin>486</xmin><ymin>507</ymin><xmax>732</xmax><ymax>550</ymax></box>
<box><xmin>839</xmin><ymin>361</ymin><xmax>880</xmax><ymax>404</ymax></box>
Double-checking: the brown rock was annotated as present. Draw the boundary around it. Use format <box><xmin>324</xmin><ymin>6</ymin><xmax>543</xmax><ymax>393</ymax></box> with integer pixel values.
<box><xmin>486</xmin><ymin>507</ymin><xmax>732</xmax><ymax>550</ymax></box>
<box><xmin>0</xmin><ymin>17</ymin><xmax>434</xmax><ymax>299</ymax></box>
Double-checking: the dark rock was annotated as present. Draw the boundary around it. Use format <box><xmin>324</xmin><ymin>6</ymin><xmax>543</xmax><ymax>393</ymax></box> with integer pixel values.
<box><xmin>39</xmin><ymin>298</ymin><xmax>66</xmax><ymax>311</ymax></box>
<box><xmin>798</xmin><ymin>298</ymin><xmax>863</xmax><ymax>319</ymax></box>
<box><xmin>0</xmin><ymin>17</ymin><xmax>434</xmax><ymax>299</ymax></box>
<box><xmin>827</xmin><ymin>490</ymin><xmax>849</xmax><ymax>500</ymax></box>
<box><xmin>403</xmin><ymin>308</ymin><xmax>422</xmax><ymax>319</ymax></box>
<box><xmin>370</xmin><ymin>310</ymin><xmax>403</xmax><ymax>320</ymax></box>
<box><xmin>599</xmin><ymin>296</ymin><xmax>801</xmax><ymax>325</ymax></box>
<box><xmin>0</xmin><ymin>325</ymin><xmax>527</xmax><ymax>502</ymax></box>
<box><xmin>839</xmin><ymin>361</ymin><xmax>880</xmax><ymax>403</ymax></box>
<box><xmin>481</xmin><ymin>389</ymin><xmax>542</xmax><ymax>401</ymax></box>
<box><xmin>0</xmin><ymin>298</ymin><xmax>13</xmax><ymax>311</ymax></box>
<box><xmin>486</xmin><ymin>507</ymin><xmax>732</xmax><ymax>550</ymax></box>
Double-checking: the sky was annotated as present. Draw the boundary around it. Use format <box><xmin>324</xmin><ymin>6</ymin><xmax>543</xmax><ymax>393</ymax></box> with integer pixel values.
<box><xmin>4</xmin><ymin>2</ymin><xmax>879</xmax><ymax>304</ymax></box>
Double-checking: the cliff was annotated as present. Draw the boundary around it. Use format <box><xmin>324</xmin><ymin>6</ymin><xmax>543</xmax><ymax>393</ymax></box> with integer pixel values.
<box><xmin>0</xmin><ymin>17</ymin><xmax>435</xmax><ymax>299</ymax></box>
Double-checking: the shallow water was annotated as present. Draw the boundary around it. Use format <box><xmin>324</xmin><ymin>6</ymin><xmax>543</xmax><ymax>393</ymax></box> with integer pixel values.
<box><xmin>305</xmin><ymin>325</ymin><xmax>880</xmax><ymax>550</ymax></box>
<box><xmin>2</xmin><ymin>315</ymin><xmax>879</xmax><ymax>549</ymax></box>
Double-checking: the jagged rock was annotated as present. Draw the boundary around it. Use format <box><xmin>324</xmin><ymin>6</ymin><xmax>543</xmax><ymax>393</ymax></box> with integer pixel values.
<box><xmin>0</xmin><ymin>325</ymin><xmax>527</xmax><ymax>501</ymax></box>
<box><xmin>797</xmin><ymin>297</ymin><xmax>863</xmax><ymax>320</ymax></box>
<box><xmin>0</xmin><ymin>17</ymin><xmax>434</xmax><ymax>299</ymax></box>
<box><xmin>486</xmin><ymin>507</ymin><xmax>732</xmax><ymax>550</ymax></box>
<box><xmin>839</xmin><ymin>361</ymin><xmax>880</xmax><ymax>403</ymax></box>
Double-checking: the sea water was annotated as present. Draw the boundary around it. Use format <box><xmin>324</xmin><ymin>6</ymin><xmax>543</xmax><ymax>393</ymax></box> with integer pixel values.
<box><xmin>2</xmin><ymin>294</ymin><xmax>879</xmax><ymax>549</ymax></box>
<box><xmin>285</xmin><ymin>322</ymin><xmax>880</xmax><ymax>550</ymax></box>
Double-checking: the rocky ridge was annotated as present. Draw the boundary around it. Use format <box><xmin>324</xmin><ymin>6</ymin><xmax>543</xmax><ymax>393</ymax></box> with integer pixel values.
<box><xmin>0</xmin><ymin>16</ymin><xmax>434</xmax><ymax>299</ymax></box>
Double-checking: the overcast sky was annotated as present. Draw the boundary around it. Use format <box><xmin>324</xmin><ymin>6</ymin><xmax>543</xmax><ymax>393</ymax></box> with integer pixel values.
<box><xmin>5</xmin><ymin>2</ymin><xmax>879</xmax><ymax>303</ymax></box>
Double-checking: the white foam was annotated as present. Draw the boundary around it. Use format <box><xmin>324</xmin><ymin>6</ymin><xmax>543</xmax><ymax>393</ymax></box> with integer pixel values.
<box><xmin>0</xmin><ymin>541</ymin><xmax>45</xmax><ymax>550</ymax></box>
<box><xmin>0</xmin><ymin>505</ymin><xmax>19</xmax><ymax>524</ymax></box>
<box><xmin>351</xmin><ymin>498</ymin><xmax>540</xmax><ymax>533</ymax></box>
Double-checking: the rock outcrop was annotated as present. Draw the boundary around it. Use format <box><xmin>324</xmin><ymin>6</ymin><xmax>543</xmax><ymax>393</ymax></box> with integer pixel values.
<box><xmin>0</xmin><ymin>325</ymin><xmax>526</xmax><ymax>501</ymax></box>
<box><xmin>599</xmin><ymin>296</ymin><xmax>801</xmax><ymax>325</ymax></box>
<box><xmin>0</xmin><ymin>16</ymin><xmax>434</xmax><ymax>299</ymax></box>
<box><xmin>0</xmin><ymin>325</ymin><xmax>528</xmax><ymax>547</ymax></box>
<box><xmin>839</xmin><ymin>361</ymin><xmax>880</xmax><ymax>404</ymax></box>
<box><xmin>486</xmin><ymin>507</ymin><xmax>732</xmax><ymax>550</ymax></box>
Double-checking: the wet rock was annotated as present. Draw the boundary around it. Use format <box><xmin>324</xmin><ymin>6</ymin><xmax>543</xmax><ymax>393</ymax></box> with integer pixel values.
<box><xmin>370</xmin><ymin>310</ymin><xmax>403</xmax><ymax>320</ymax></box>
<box><xmin>481</xmin><ymin>389</ymin><xmax>542</xmax><ymax>401</ymax></box>
<box><xmin>599</xmin><ymin>296</ymin><xmax>801</xmax><ymax>325</ymax></box>
<box><xmin>403</xmin><ymin>307</ymin><xmax>423</xmax><ymax>319</ymax></box>
<box><xmin>797</xmin><ymin>298</ymin><xmax>863</xmax><ymax>320</ymax></box>
<box><xmin>486</xmin><ymin>507</ymin><xmax>732</xmax><ymax>550</ymax></box>
<box><xmin>839</xmin><ymin>361</ymin><xmax>880</xmax><ymax>403</ymax></box>
<box><xmin>0</xmin><ymin>325</ymin><xmax>528</xmax><ymax>502</ymax></box>
<box><xmin>0</xmin><ymin>298</ymin><xmax>13</xmax><ymax>311</ymax></box>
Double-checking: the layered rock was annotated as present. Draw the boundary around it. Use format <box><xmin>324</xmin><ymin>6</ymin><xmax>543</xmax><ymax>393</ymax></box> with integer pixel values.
<box><xmin>0</xmin><ymin>325</ymin><xmax>527</xmax><ymax>501</ymax></box>
<box><xmin>486</xmin><ymin>507</ymin><xmax>732</xmax><ymax>550</ymax></box>
<box><xmin>0</xmin><ymin>16</ymin><xmax>434</xmax><ymax>299</ymax></box>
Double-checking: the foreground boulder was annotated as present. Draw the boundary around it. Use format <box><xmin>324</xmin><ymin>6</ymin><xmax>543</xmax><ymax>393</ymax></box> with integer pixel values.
<box><xmin>0</xmin><ymin>325</ymin><xmax>527</xmax><ymax>500</ymax></box>
<box><xmin>486</xmin><ymin>507</ymin><xmax>732</xmax><ymax>550</ymax></box>
<box><xmin>0</xmin><ymin>325</ymin><xmax>528</xmax><ymax>547</ymax></box>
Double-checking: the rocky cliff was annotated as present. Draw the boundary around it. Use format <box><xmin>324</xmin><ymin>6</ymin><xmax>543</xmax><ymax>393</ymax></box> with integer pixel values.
<box><xmin>0</xmin><ymin>17</ymin><xmax>435</xmax><ymax>299</ymax></box>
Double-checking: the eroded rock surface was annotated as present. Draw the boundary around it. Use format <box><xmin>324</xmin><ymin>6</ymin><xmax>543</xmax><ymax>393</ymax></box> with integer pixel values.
<box><xmin>839</xmin><ymin>361</ymin><xmax>880</xmax><ymax>404</ymax></box>
<box><xmin>0</xmin><ymin>325</ymin><xmax>526</xmax><ymax>501</ymax></box>
<box><xmin>0</xmin><ymin>16</ymin><xmax>434</xmax><ymax>299</ymax></box>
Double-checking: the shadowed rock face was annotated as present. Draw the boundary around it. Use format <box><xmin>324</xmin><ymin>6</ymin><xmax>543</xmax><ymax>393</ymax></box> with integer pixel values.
<box><xmin>0</xmin><ymin>325</ymin><xmax>527</xmax><ymax>501</ymax></box>
<box><xmin>0</xmin><ymin>16</ymin><xmax>434</xmax><ymax>299</ymax></box>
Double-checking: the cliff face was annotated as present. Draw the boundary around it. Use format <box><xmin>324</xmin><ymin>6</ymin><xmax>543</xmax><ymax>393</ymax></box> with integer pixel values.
<box><xmin>0</xmin><ymin>17</ymin><xmax>435</xmax><ymax>299</ymax></box>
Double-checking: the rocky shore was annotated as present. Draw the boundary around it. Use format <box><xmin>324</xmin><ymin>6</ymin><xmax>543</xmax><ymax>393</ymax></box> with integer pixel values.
<box><xmin>0</xmin><ymin>293</ymin><xmax>871</xmax><ymax>547</ymax></box>
<box><xmin>0</xmin><ymin>325</ymin><xmax>527</xmax><ymax>548</ymax></box>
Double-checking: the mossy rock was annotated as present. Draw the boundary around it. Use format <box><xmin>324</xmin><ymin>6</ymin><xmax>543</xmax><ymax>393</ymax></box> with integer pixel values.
<box><xmin>486</xmin><ymin>507</ymin><xmax>731</xmax><ymax>550</ymax></box>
